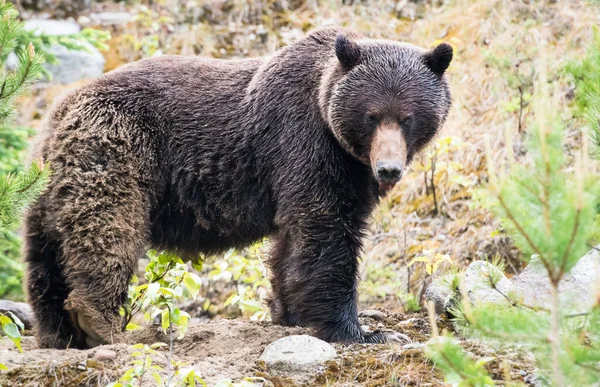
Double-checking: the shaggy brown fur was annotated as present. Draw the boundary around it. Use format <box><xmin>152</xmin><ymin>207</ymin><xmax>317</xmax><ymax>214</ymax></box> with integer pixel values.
<box><xmin>23</xmin><ymin>27</ymin><xmax>452</xmax><ymax>349</ymax></box>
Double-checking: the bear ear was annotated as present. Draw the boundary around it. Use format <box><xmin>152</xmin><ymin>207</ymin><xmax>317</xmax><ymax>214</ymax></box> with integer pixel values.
<box><xmin>423</xmin><ymin>42</ymin><xmax>453</xmax><ymax>76</ymax></box>
<box><xmin>335</xmin><ymin>34</ymin><xmax>361</xmax><ymax>70</ymax></box>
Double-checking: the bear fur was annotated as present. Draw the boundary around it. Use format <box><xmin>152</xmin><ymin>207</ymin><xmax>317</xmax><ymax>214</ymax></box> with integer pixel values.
<box><xmin>23</xmin><ymin>27</ymin><xmax>452</xmax><ymax>349</ymax></box>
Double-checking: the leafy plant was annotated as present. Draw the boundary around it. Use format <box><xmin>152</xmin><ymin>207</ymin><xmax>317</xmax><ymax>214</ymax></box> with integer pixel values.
<box><xmin>0</xmin><ymin>310</ymin><xmax>24</xmax><ymax>352</ymax></box>
<box><xmin>107</xmin><ymin>343</ymin><xmax>208</xmax><ymax>387</ymax></box>
<box><xmin>0</xmin><ymin>310</ymin><xmax>24</xmax><ymax>371</ymax></box>
<box><xmin>408</xmin><ymin>249</ymin><xmax>454</xmax><ymax>276</ymax></box>
<box><xmin>207</xmin><ymin>243</ymin><xmax>270</xmax><ymax>321</ymax></box>
<box><xmin>484</xmin><ymin>33</ymin><xmax>537</xmax><ymax>133</ymax></box>
<box><xmin>122</xmin><ymin>250</ymin><xmax>202</xmax><ymax>340</ymax></box>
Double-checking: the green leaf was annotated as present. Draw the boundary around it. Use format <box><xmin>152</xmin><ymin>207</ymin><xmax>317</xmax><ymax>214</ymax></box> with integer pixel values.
<box><xmin>161</xmin><ymin>309</ymin><xmax>170</xmax><ymax>331</ymax></box>
<box><xmin>151</xmin><ymin>371</ymin><xmax>163</xmax><ymax>385</ymax></box>
<box><xmin>3</xmin><ymin>322</ymin><xmax>20</xmax><ymax>339</ymax></box>
<box><xmin>183</xmin><ymin>272</ymin><xmax>201</xmax><ymax>298</ymax></box>
<box><xmin>192</xmin><ymin>260</ymin><xmax>203</xmax><ymax>272</ymax></box>
<box><xmin>0</xmin><ymin>363</ymin><xmax>8</xmax><ymax>371</ymax></box>
<box><xmin>239</xmin><ymin>299</ymin><xmax>263</xmax><ymax>313</ymax></box>
<box><xmin>125</xmin><ymin>323</ymin><xmax>141</xmax><ymax>331</ymax></box>
<box><xmin>150</xmin><ymin>342</ymin><xmax>168</xmax><ymax>350</ymax></box>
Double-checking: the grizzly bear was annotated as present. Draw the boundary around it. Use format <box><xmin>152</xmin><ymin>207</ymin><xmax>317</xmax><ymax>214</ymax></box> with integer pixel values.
<box><xmin>23</xmin><ymin>27</ymin><xmax>452</xmax><ymax>349</ymax></box>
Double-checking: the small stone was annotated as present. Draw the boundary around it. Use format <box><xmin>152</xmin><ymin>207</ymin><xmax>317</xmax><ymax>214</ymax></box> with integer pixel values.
<box><xmin>0</xmin><ymin>300</ymin><xmax>35</xmax><ymax>330</ymax></box>
<box><xmin>259</xmin><ymin>335</ymin><xmax>336</xmax><ymax>373</ymax></box>
<box><xmin>359</xmin><ymin>310</ymin><xmax>387</xmax><ymax>321</ymax></box>
<box><xmin>77</xmin><ymin>15</ymin><xmax>91</xmax><ymax>26</ymax></box>
<box><xmin>89</xmin><ymin>12</ymin><xmax>133</xmax><ymax>26</ymax></box>
<box><xmin>92</xmin><ymin>349</ymin><xmax>117</xmax><ymax>362</ymax></box>
<box><xmin>77</xmin><ymin>362</ymin><xmax>87</xmax><ymax>371</ymax></box>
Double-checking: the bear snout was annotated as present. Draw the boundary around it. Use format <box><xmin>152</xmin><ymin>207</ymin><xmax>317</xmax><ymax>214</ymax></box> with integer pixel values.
<box><xmin>376</xmin><ymin>161</ymin><xmax>403</xmax><ymax>184</ymax></box>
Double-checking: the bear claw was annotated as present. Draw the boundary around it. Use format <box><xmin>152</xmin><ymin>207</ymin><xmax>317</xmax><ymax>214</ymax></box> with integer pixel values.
<box><xmin>384</xmin><ymin>332</ymin><xmax>412</xmax><ymax>344</ymax></box>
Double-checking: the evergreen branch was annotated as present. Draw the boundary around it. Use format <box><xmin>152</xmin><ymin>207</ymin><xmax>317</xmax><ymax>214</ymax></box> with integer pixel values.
<box><xmin>559</xmin><ymin>208</ymin><xmax>581</xmax><ymax>279</ymax></box>
<box><xmin>496</xmin><ymin>194</ymin><xmax>548</xmax><ymax>269</ymax></box>
<box><xmin>575</xmin><ymin>362</ymin><xmax>600</xmax><ymax>373</ymax></box>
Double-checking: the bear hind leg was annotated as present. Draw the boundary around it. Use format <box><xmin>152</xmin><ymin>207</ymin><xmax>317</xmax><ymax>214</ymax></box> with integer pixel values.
<box><xmin>24</xmin><ymin>204</ymin><xmax>86</xmax><ymax>349</ymax></box>
<box><xmin>59</xmin><ymin>200</ymin><xmax>148</xmax><ymax>348</ymax></box>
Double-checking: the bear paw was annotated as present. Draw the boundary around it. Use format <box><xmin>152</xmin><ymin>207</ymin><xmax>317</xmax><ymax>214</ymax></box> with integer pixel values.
<box><xmin>74</xmin><ymin>310</ymin><xmax>106</xmax><ymax>348</ymax></box>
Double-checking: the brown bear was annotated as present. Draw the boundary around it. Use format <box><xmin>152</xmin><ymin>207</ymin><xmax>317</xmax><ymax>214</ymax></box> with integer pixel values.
<box><xmin>23</xmin><ymin>27</ymin><xmax>452</xmax><ymax>349</ymax></box>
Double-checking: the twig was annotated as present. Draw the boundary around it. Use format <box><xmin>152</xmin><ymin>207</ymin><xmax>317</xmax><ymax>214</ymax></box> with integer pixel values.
<box><xmin>559</xmin><ymin>208</ymin><xmax>581</xmax><ymax>278</ymax></box>
<box><xmin>430</xmin><ymin>151</ymin><xmax>439</xmax><ymax>216</ymax></box>
<box><xmin>166</xmin><ymin>304</ymin><xmax>174</xmax><ymax>387</ymax></box>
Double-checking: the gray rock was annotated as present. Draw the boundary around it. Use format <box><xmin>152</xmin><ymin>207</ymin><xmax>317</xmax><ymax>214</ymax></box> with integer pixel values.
<box><xmin>24</xmin><ymin>19</ymin><xmax>81</xmax><ymax>35</ymax></box>
<box><xmin>89</xmin><ymin>12</ymin><xmax>133</xmax><ymax>26</ymax></box>
<box><xmin>9</xmin><ymin>19</ymin><xmax>105</xmax><ymax>85</ymax></box>
<box><xmin>463</xmin><ymin>261</ymin><xmax>514</xmax><ymax>306</ymax></box>
<box><xmin>43</xmin><ymin>43</ymin><xmax>106</xmax><ymax>84</ymax></box>
<box><xmin>513</xmin><ymin>248</ymin><xmax>600</xmax><ymax>313</ymax></box>
<box><xmin>259</xmin><ymin>335</ymin><xmax>336</xmax><ymax>373</ymax></box>
<box><xmin>426</xmin><ymin>248</ymin><xmax>600</xmax><ymax>316</ymax></box>
<box><xmin>425</xmin><ymin>275</ymin><xmax>456</xmax><ymax>315</ymax></box>
<box><xmin>0</xmin><ymin>300</ymin><xmax>35</xmax><ymax>330</ymax></box>
<box><xmin>426</xmin><ymin>262</ymin><xmax>514</xmax><ymax>315</ymax></box>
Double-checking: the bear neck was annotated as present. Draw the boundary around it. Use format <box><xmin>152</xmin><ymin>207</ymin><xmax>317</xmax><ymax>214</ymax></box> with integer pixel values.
<box><xmin>241</xmin><ymin>40</ymin><xmax>380</xmax><ymax>207</ymax></box>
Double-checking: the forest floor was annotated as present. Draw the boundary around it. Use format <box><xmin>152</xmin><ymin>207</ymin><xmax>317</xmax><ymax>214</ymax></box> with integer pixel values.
<box><xmin>0</xmin><ymin>310</ymin><xmax>538</xmax><ymax>386</ymax></box>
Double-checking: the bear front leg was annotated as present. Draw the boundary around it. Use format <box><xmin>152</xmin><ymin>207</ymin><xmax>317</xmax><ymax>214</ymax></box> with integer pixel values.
<box><xmin>23</xmin><ymin>201</ymin><xmax>87</xmax><ymax>348</ymax></box>
<box><xmin>281</xmin><ymin>223</ymin><xmax>393</xmax><ymax>344</ymax></box>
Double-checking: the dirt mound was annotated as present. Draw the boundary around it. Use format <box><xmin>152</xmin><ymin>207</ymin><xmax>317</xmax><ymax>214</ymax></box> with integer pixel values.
<box><xmin>0</xmin><ymin>318</ymin><xmax>308</xmax><ymax>386</ymax></box>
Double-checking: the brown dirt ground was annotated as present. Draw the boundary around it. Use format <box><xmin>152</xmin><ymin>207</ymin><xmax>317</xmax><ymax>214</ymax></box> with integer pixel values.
<box><xmin>0</xmin><ymin>311</ymin><xmax>537</xmax><ymax>387</ymax></box>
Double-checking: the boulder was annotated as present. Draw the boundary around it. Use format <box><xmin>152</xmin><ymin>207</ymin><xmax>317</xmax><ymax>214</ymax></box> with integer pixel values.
<box><xmin>426</xmin><ymin>247</ymin><xmax>600</xmax><ymax>315</ymax></box>
<box><xmin>513</xmin><ymin>249</ymin><xmax>600</xmax><ymax>313</ymax></box>
<box><xmin>463</xmin><ymin>260</ymin><xmax>514</xmax><ymax>306</ymax></box>
<box><xmin>0</xmin><ymin>300</ymin><xmax>34</xmax><ymax>330</ymax></box>
<box><xmin>9</xmin><ymin>19</ymin><xmax>105</xmax><ymax>85</ymax></box>
<box><xmin>425</xmin><ymin>274</ymin><xmax>457</xmax><ymax>315</ymax></box>
<box><xmin>259</xmin><ymin>335</ymin><xmax>336</xmax><ymax>373</ymax></box>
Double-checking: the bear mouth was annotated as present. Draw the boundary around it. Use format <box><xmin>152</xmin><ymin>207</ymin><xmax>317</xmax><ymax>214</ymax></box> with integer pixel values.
<box><xmin>378</xmin><ymin>181</ymin><xmax>397</xmax><ymax>196</ymax></box>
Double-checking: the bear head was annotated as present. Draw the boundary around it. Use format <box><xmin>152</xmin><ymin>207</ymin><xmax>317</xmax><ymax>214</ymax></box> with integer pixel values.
<box><xmin>319</xmin><ymin>33</ymin><xmax>453</xmax><ymax>195</ymax></box>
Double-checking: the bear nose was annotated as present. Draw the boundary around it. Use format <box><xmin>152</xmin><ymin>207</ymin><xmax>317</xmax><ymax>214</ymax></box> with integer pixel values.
<box><xmin>376</xmin><ymin>161</ymin><xmax>403</xmax><ymax>183</ymax></box>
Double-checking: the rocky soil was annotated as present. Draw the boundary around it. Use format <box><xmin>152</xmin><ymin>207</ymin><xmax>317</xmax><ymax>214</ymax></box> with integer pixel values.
<box><xmin>0</xmin><ymin>307</ymin><xmax>546</xmax><ymax>387</ymax></box>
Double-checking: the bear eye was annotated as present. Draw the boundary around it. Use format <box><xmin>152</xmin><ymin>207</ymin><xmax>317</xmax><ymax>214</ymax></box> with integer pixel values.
<box><xmin>365</xmin><ymin>113</ymin><xmax>379</xmax><ymax>126</ymax></box>
<box><xmin>400</xmin><ymin>116</ymin><xmax>413</xmax><ymax>129</ymax></box>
